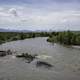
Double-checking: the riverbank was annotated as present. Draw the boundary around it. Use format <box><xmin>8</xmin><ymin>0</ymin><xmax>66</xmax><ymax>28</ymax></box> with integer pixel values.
<box><xmin>0</xmin><ymin>32</ymin><xmax>50</xmax><ymax>44</ymax></box>
<box><xmin>47</xmin><ymin>31</ymin><xmax>80</xmax><ymax>45</ymax></box>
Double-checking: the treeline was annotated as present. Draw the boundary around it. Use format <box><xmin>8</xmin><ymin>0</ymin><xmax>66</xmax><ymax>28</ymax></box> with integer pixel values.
<box><xmin>0</xmin><ymin>32</ymin><xmax>50</xmax><ymax>44</ymax></box>
<box><xmin>47</xmin><ymin>31</ymin><xmax>80</xmax><ymax>45</ymax></box>
<box><xmin>1</xmin><ymin>31</ymin><xmax>80</xmax><ymax>45</ymax></box>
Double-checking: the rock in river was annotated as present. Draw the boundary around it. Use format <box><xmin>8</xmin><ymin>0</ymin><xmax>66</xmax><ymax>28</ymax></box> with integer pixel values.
<box><xmin>16</xmin><ymin>53</ymin><xmax>37</xmax><ymax>63</ymax></box>
<box><xmin>0</xmin><ymin>50</ymin><xmax>12</xmax><ymax>57</ymax></box>
<box><xmin>36</xmin><ymin>61</ymin><xmax>53</xmax><ymax>69</ymax></box>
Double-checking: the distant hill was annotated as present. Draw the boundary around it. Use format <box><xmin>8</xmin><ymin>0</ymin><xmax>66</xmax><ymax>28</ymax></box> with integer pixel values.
<box><xmin>0</xmin><ymin>28</ymin><xmax>51</xmax><ymax>32</ymax></box>
<box><xmin>0</xmin><ymin>28</ymin><xmax>32</xmax><ymax>32</ymax></box>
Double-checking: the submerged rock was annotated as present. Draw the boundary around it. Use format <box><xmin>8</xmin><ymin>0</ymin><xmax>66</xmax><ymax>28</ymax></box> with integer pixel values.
<box><xmin>16</xmin><ymin>53</ymin><xmax>37</xmax><ymax>63</ymax></box>
<box><xmin>36</xmin><ymin>61</ymin><xmax>53</xmax><ymax>68</ymax></box>
<box><xmin>0</xmin><ymin>51</ymin><xmax>6</xmax><ymax>57</ymax></box>
<box><xmin>7</xmin><ymin>50</ymin><xmax>12</xmax><ymax>55</ymax></box>
<box><xmin>0</xmin><ymin>50</ymin><xmax>12</xmax><ymax>57</ymax></box>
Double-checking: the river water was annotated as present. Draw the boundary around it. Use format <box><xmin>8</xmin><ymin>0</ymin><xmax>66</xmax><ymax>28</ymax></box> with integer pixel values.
<box><xmin>0</xmin><ymin>37</ymin><xmax>80</xmax><ymax>80</ymax></box>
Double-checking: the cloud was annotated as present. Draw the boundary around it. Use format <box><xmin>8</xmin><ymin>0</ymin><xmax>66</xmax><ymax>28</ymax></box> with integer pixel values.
<box><xmin>8</xmin><ymin>8</ymin><xmax>18</xmax><ymax>17</ymax></box>
<box><xmin>0</xmin><ymin>7</ymin><xmax>4</xmax><ymax>11</ymax></box>
<box><xmin>0</xmin><ymin>6</ymin><xmax>80</xmax><ymax>30</ymax></box>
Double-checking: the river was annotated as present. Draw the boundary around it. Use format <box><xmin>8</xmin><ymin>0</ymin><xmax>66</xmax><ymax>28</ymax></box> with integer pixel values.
<box><xmin>0</xmin><ymin>37</ymin><xmax>80</xmax><ymax>80</ymax></box>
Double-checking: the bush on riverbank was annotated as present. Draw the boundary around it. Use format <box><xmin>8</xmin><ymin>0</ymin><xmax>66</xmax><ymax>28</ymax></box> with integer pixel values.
<box><xmin>47</xmin><ymin>31</ymin><xmax>80</xmax><ymax>45</ymax></box>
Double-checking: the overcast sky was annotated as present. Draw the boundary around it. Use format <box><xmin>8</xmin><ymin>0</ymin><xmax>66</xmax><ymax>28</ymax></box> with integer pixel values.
<box><xmin>0</xmin><ymin>0</ymin><xmax>80</xmax><ymax>30</ymax></box>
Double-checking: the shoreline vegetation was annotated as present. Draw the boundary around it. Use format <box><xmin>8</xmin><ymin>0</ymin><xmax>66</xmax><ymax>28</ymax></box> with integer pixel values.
<box><xmin>47</xmin><ymin>31</ymin><xmax>80</xmax><ymax>45</ymax></box>
<box><xmin>0</xmin><ymin>31</ymin><xmax>80</xmax><ymax>46</ymax></box>
<box><xmin>0</xmin><ymin>32</ymin><xmax>49</xmax><ymax>44</ymax></box>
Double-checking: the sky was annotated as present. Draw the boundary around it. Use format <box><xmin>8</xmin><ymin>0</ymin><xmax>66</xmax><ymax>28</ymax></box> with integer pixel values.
<box><xmin>0</xmin><ymin>0</ymin><xmax>80</xmax><ymax>31</ymax></box>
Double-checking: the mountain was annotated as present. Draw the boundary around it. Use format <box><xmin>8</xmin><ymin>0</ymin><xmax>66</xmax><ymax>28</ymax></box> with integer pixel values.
<box><xmin>0</xmin><ymin>28</ymin><xmax>32</xmax><ymax>32</ymax></box>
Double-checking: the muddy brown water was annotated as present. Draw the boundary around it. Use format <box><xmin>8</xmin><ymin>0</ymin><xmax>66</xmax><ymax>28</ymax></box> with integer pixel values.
<box><xmin>0</xmin><ymin>37</ymin><xmax>80</xmax><ymax>80</ymax></box>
